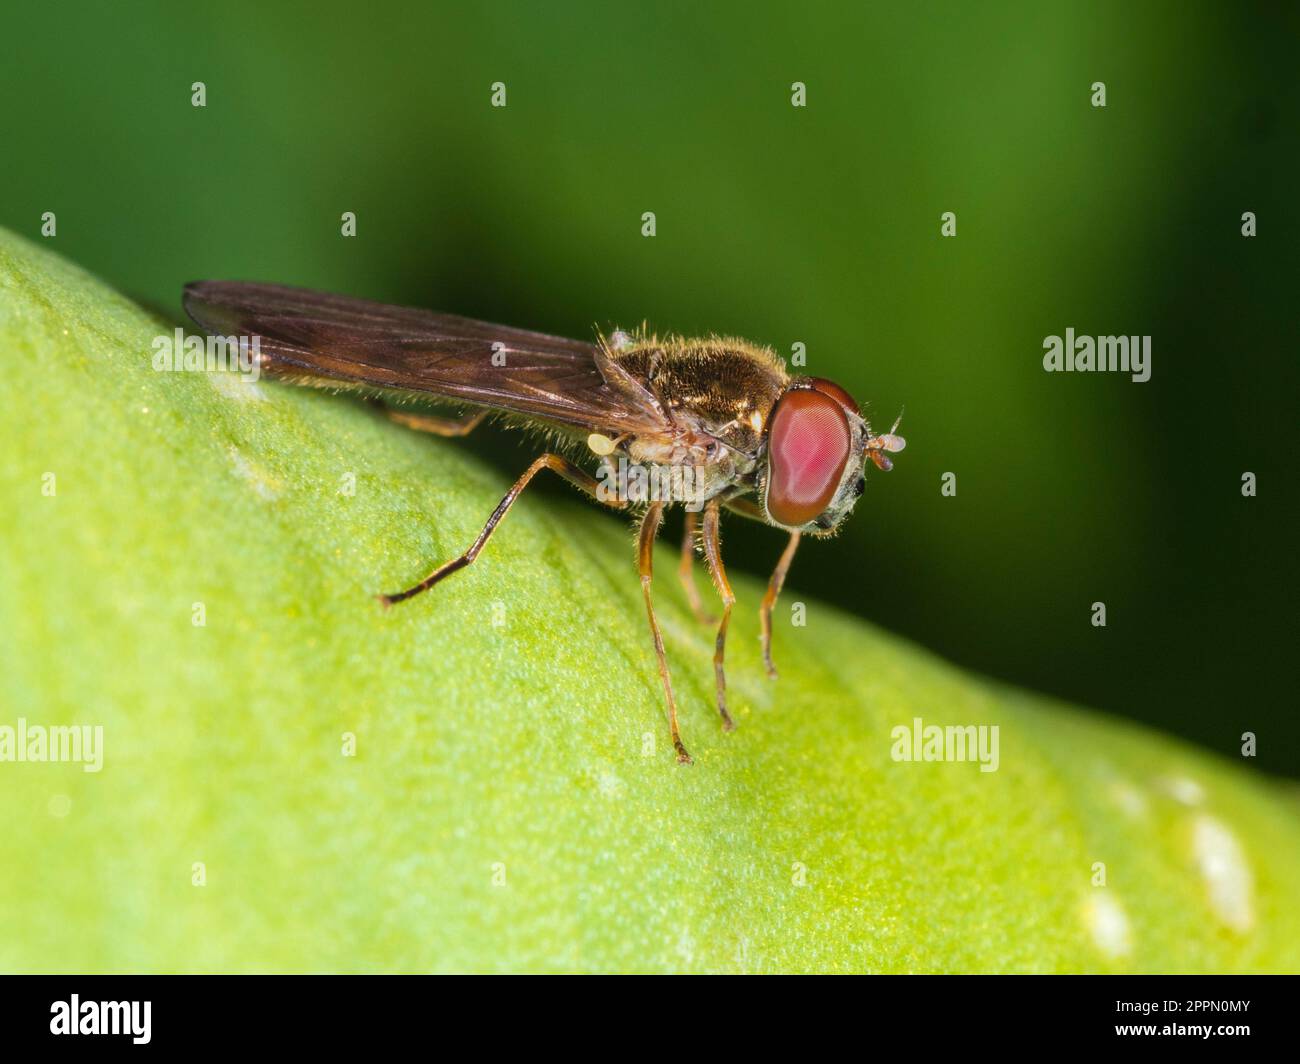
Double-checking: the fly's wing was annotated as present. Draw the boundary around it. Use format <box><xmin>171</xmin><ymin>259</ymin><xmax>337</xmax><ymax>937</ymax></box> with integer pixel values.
<box><xmin>182</xmin><ymin>281</ymin><xmax>670</xmax><ymax>437</ymax></box>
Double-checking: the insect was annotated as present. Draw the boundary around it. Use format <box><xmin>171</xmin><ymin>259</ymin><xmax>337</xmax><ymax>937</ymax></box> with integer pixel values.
<box><xmin>184</xmin><ymin>282</ymin><xmax>905</xmax><ymax>763</ymax></box>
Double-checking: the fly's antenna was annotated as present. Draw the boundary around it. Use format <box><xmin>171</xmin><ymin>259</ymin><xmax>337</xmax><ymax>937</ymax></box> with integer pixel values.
<box><xmin>865</xmin><ymin>408</ymin><xmax>906</xmax><ymax>471</ymax></box>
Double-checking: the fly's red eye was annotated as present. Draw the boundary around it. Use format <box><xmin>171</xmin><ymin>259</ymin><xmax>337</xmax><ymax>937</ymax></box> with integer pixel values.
<box><xmin>765</xmin><ymin>388</ymin><xmax>852</xmax><ymax>527</ymax></box>
<box><xmin>806</xmin><ymin>377</ymin><xmax>859</xmax><ymax>416</ymax></box>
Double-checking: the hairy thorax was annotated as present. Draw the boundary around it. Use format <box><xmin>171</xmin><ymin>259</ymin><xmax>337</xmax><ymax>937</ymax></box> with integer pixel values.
<box><xmin>613</xmin><ymin>336</ymin><xmax>789</xmax><ymax>470</ymax></box>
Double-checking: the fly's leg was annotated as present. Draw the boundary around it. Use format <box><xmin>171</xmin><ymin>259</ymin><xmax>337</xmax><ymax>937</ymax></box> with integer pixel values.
<box><xmin>677</xmin><ymin>509</ymin><xmax>717</xmax><ymax>625</ymax></box>
<box><xmin>759</xmin><ymin>531</ymin><xmax>801</xmax><ymax>679</ymax></box>
<box><xmin>638</xmin><ymin>502</ymin><xmax>692</xmax><ymax>764</ymax></box>
<box><xmin>700</xmin><ymin>499</ymin><xmax>736</xmax><ymax>731</ymax></box>
<box><xmin>373</xmin><ymin>401</ymin><xmax>488</xmax><ymax>437</ymax></box>
<box><xmin>378</xmin><ymin>453</ymin><xmax>623</xmax><ymax>606</ymax></box>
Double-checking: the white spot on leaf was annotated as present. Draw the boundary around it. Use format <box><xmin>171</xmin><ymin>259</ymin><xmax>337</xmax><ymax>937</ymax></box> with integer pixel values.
<box><xmin>1109</xmin><ymin>779</ymin><xmax>1148</xmax><ymax>820</ymax></box>
<box><xmin>1082</xmin><ymin>892</ymin><xmax>1132</xmax><ymax>959</ymax></box>
<box><xmin>1191</xmin><ymin>815</ymin><xmax>1254</xmax><ymax>932</ymax></box>
<box><xmin>209</xmin><ymin>372</ymin><xmax>266</xmax><ymax>402</ymax></box>
<box><xmin>227</xmin><ymin>447</ymin><xmax>281</xmax><ymax>500</ymax></box>
<box><xmin>1158</xmin><ymin>776</ymin><xmax>1205</xmax><ymax>806</ymax></box>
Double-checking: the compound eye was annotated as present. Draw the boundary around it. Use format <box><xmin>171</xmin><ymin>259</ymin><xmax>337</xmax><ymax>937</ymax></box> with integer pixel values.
<box><xmin>765</xmin><ymin>388</ymin><xmax>852</xmax><ymax>527</ymax></box>
<box><xmin>806</xmin><ymin>377</ymin><xmax>860</xmax><ymax>416</ymax></box>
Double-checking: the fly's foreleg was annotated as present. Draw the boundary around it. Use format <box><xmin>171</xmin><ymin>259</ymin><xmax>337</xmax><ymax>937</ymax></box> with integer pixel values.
<box><xmin>700</xmin><ymin>499</ymin><xmax>736</xmax><ymax>731</ymax></box>
<box><xmin>378</xmin><ymin>453</ymin><xmax>623</xmax><ymax>606</ymax></box>
<box><xmin>760</xmin><ymin>531</ymin><xmax>801</xmax><ymax>679</ymax></box>
<box><xmin>638</xmin><ymin>502</ymin><xmax>692</xmax><ymax>764</ymax></box>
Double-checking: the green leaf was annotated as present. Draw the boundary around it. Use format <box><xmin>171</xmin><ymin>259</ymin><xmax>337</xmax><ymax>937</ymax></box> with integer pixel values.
<box><xmin>1</xmin><ymin>228</ymin><xmax>1297</xmax><ymax>973</ymax></box>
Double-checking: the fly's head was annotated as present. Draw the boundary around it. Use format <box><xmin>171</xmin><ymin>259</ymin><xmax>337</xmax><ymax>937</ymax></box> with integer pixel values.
<box><xmin>755</xmin><ymin>377</ymin><xmax>906</xmax><ymax>536</ymax></box>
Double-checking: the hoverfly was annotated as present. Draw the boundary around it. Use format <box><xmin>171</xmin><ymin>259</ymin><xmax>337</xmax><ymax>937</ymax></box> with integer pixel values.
<box><xmin>184</xmin><ymin>282</ymin><xmax>905</xmax><ymax>763</ymax></box>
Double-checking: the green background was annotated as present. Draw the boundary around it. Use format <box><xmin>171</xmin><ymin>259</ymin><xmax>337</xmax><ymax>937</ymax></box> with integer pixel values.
<box><xmin>4</xmin><ymin>1</ymin><xmax>1294</xmax><ymax>771</ymax></box>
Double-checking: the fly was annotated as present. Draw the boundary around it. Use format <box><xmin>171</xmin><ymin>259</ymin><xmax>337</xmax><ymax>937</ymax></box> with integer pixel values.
<box><xmin>184</xmin><ymin>281</ymin><xmax>906</xmax><ymax>763</ymax></box>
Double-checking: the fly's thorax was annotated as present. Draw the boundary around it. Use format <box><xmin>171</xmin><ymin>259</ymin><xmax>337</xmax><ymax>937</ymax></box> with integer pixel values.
<box><xmin>612</xmin><ymin>336</ymin><xmax>789</xmax><ymax>458</ymax></box>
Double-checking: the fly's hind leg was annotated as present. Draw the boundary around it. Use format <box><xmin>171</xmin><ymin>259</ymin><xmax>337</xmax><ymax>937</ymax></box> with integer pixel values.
<box><xmin>677</xmin><ymin>509</ymin><xmax>718</xmax><ymax>625</ymax></box>
<box><xmin>372</xmin><ymin>400</ymin><xmax>488</xmax><ymax>437</ymax></box>
<box><xmin>700</xmin><ymin>499</ymin><xmax>736</xmax><ymax>731</ymax></box>
<box><xmin>638</xmin><ymin>502</ymin><xmax>692</xmax><ymax>764</ymax></box>
<box><xmin>378</xmin><ymin>453</ymin><xmax>623</xmax><ymax>606</ymax></box>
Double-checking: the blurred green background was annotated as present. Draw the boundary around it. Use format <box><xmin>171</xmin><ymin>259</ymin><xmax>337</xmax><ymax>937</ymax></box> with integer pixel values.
<box><xmin>2</xmin><ymin>0</ymin><xmax>1295</xmax><ymax>774</ymax></box>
